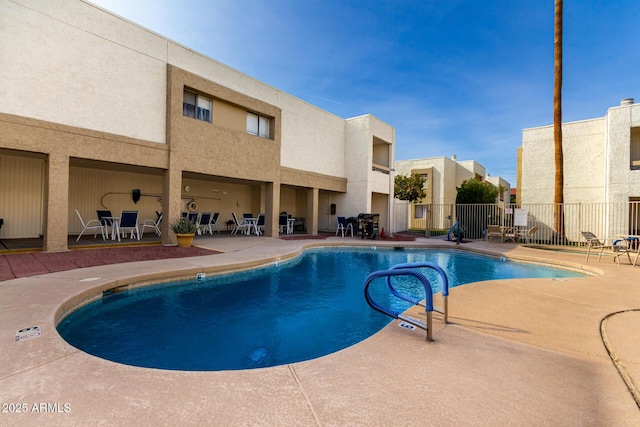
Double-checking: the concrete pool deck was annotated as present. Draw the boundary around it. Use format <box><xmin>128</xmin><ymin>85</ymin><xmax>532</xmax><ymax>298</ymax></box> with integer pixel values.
<box><xmin>1</xmin><ymin>236</ymin><xmax>639</xmax><ymax>426</ymax></box>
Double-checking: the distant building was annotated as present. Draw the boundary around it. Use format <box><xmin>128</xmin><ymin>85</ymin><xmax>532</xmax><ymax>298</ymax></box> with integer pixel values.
<box><xmin>394</xmin><ymin>155</ymin><xmax>510</xmax><ymax>231</ymax></box>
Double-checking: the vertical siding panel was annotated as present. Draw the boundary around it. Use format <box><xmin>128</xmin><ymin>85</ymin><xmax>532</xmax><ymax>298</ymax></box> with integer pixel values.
<box><xmin>0</xmin><ymin>155</ymin><xmax>44</xmax><ymax>238</ymax></box>
<box><xmin>69</xmin><ymin>167</ymin><xmax>163</xmax><ymax>234</ymax></box>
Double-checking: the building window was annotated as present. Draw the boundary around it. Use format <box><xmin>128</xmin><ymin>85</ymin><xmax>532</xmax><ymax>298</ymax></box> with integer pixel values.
<box><xmin>247</xmin><ymin>112</ymin><xmax>270</xmax><ymax>138</ymax></box>
<box><xmin>414</xmin><ymin>205</ymin><xmax>426</xmax><ymax>219</ymax></box>
<box><xmin>631</xmin><ymin>127</ymin><xmax>640</xmax><ymax>170</ymax></box>
<box><xmin>183</xmin><ymin>90</ymin><xmax>212</xmax><ymax>122</ymax></box>
<box><xmin>421</xmin><ymin>173</ymin><xmax>428</xmax><ymax>187</ymax></box>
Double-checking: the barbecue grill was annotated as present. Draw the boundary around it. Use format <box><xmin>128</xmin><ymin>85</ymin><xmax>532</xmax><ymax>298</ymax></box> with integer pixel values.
<box><xmin>357</xmin><ymin>213</ymin><xmax>379</xmax><ymax>240</ymax></box>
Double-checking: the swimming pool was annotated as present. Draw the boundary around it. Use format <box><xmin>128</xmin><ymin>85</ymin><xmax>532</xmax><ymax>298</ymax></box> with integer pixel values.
<box><xmin>57</xmin><ymin>247</ymin><xmax>584</xmax><ymax>371</ymax></box>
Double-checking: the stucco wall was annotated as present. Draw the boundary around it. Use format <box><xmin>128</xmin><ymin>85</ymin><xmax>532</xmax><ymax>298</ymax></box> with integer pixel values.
<box><xmin>1</xmin><ymin>0</ymin><xmax>168</xmax><ymax>143</ymax></box>
<box><xmin>606</xmin><ymin>104</ymin><xmax>640</xmax><ymax>202</ymax></box>
<box><xmin>521</xmin><ymin>118</ymin><xmax>606</xmax><ymax>204</ymax></box>
<box><xmin>1</xmin><ymin>0</ymin><xmax>362</xmax><ymax>180</ymax></box>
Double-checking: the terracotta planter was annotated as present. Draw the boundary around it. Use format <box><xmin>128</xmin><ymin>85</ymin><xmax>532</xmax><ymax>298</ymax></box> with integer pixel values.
<box><xmin>176</xmin><ymin>233</ymin><xmax>195</xmax><ymax>248</ymax></box>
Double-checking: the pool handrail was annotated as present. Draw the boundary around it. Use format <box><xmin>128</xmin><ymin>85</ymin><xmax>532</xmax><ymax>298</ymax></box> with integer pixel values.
<box><xmin>385</xmin><ymin>262</ymin><xmax>449</xmax><ymax>324</ymax></box>
<box><xmin>363</xmin><ymin>268</ymin><xmax>434</xmax><ymax>341</ymax></box>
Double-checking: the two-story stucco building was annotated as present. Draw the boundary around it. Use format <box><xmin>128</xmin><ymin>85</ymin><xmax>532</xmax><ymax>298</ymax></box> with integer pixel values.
<box><xmin>0</xmin><ymin>0</ymin><xmax>395</xmax><ymax>251</ymax></box>
<box><xmin>394</xmin><ymin>155</ymin><xmax>510</xmax><ymax>231</ymax></box>
<box><xmin>519</xmin><ymin>98</ymin><xmax>640</xmax><ymax>205</ymax></box>
<box><xmin>518</xmin><ymin>98</ymin><xmax>640</xmax><ymax>237</ymax></box>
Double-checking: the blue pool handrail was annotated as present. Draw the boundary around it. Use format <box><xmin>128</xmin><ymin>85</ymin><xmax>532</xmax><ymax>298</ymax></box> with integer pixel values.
<box><xmin>363</xmin><ymin>268</ymin><xmax>435</xmax><ymax>341</ymax></box>
<box><xmin>385</xmin><ymin>262</ymin><xmax>449</xmax><ymax>324</ymax></box>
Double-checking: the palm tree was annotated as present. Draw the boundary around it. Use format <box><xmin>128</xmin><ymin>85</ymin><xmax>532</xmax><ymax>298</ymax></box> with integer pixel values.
<box><xmin>553</xmin><ymin>0</ymin><xmax>564</xmax><ymax>242</ymax></box>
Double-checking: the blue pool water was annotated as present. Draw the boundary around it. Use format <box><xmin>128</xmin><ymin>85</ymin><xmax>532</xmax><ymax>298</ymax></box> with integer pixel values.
<box><xmin>57</xmin><ymin>247</ymin><xmax>584</xmax><ymax>371</ymax></box>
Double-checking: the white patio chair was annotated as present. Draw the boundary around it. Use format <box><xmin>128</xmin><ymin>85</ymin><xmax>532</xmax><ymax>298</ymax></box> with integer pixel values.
<box><xmin>141</xmin><ymin>212</ymin><xmax>162</xmax><ymax>237</ymax></box>
<box><xmin>335</xmin><ymin>216</ymin><xmax>353</xmax><ymax>237</ymax></box>
<box><xmin>231</xmin><ymin>213</ymin><xmax>250</xmax><ymax>235</ymax></box>
<box><xmin>75</xmin><ymin>209</ymin><xmax>106</xmax><ymax>242</ymax></box>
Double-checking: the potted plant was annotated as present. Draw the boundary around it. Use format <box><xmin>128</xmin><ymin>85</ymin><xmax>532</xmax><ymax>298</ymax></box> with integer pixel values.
<box><xmin>170</xmin><ymin>217</ymin><xmax>197</xmax><ymax>247</ymax></box>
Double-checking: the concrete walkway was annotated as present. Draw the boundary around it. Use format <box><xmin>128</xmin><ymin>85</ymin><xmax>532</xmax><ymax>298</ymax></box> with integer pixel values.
<box><xmin>1</xmin><ymin>236</ymin><xmax>639</xmax><ymax>426</ymax></box>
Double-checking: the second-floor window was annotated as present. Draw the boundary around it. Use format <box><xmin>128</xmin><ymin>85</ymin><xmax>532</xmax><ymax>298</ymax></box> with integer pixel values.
<box><xmin>247</xmin><ymin>112</ymin><xmax>270</xmax><ymax>138</ymax></box>
<box><xmin>183</xmin><ymin>90</ymin><xmax>212</xmax><ymax>122</ymax></box>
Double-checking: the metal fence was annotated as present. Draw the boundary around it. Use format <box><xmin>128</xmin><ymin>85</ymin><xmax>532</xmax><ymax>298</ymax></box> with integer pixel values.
<box><xmin>400</xmin><ymin>202</ymin><xmax>640</xmax><ymax>246</ymax></box>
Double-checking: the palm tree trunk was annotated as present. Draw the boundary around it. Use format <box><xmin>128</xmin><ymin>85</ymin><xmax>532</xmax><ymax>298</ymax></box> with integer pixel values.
<box><xmin>553</xmin><ymin>0</ymin><xmax>564</xmax><ymax>242</ymax></box>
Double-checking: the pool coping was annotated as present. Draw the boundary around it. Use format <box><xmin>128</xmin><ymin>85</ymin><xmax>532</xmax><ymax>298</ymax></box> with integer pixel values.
<box><xmin>1</xmin><ymin>236</ymin><xmax>639</xmax><ymax>426</ymax></box>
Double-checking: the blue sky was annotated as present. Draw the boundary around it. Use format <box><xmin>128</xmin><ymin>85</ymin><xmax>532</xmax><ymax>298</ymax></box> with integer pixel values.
<box><xmin>90</xmin><ymin>0</ymin><xmax>639</xmax><ymax>186</ymax></box>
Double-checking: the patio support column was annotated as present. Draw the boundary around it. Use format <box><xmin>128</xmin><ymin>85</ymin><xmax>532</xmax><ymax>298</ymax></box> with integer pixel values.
<box><xmin>161</xmin><ymin>168</ymin><xmax>182</xmax><ymax>245</ymax></box>
<box><xmin>307</xmin><ymin>188</ymin><xmax>319</xmax><ymax>235</ymax></box>
<box><xmin>43</xmin><ymin>152</ymin><xmax>69</xmax><ymax>252</ymax></box>
<box><xmin>264</xmin><ymin>182</ymin><xmax>280</xmax><ymax>237</ymax></box>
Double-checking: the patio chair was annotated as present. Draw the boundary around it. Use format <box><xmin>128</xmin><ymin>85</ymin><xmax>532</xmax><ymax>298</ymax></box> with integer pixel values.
<box><xmin>581</xmin><ymin>231</ymin><xmax>608</xmax><ymax>261</ymax></box>
<box><xmin>502</xmin><ymin>226</ymin><xmax>516</xmax><ymax>243</ymax></box>
<box><xmin>336</xmin><ymin>216</ymin><xmax>354</xmax><ymax>237</ymax></box>
<box><xmin>517</xmin><ymin>226</ymin><xmax>538</xmax><ymax>244</ymax></box>
<box><xmin>279</xmin><ymin>214</ymin><xmax>290</xmax><ymax>234</ymax></box>
<box><xmin>253</xmin><ymin>214</ymin><xmax>265</xmax><ymax>236</ymax></box>
<box><xmin>96</xmin><ymin>210</ymin><xmax>115</xmax><ymax>236</ymax></box>
<box><xmin>486</xmin><ymin>225</ymin><xmax>503</xmax><ymax>243</ymax></box>
<box><xmin>231</xmin><ymin>213</ymin><xmax>251</xmax><ymax>235</ymax></box>
<box><xmin>141</xmin><ymin>212</ymin><xmax>162</xmax><ymax>237</ymax></box>
<box><xmin>611</xmin><ymin>239</ymin><xmax>632</xmax><ymax>265</ymax></box>
<box><xmin>75</xmin><ymin>209</ymin><xmax>106</xmax><ymax>242</ymax></box>
<box><xmin>210</xmin><ymin>212</ymin><xmax>221</xmax><ymax>233</ymax></box>
<box><xmin>187</xmin><ymin>212</ymin><xmax>199</xmax><ymax>225</ymax></box>
<box><xmin>196</xmin><ymin>212</ymin><xmax>212</xmax><ymax>235</ymax></box>
<box><xmin>117</xmin><ymin>210</ymin><xmax>140</xmax><ymax>241</ymax></box>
